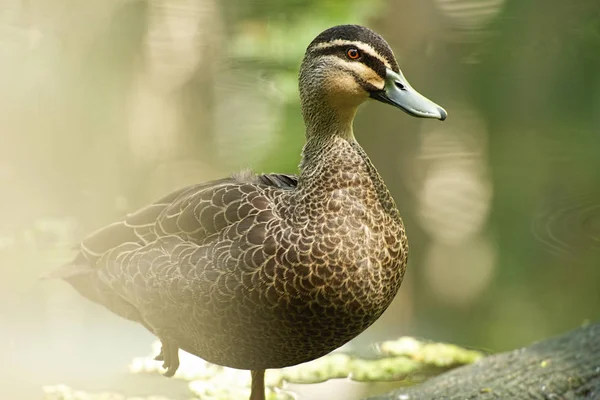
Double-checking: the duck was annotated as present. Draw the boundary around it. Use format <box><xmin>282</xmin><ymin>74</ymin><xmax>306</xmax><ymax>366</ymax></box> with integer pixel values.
<box><xmin>45</xmin><ymin>24</ymin><xmax>446</xmax><ymax>400</ymax></box>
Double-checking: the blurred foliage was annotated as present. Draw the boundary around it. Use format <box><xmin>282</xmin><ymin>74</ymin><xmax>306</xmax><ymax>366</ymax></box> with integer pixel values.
<box><xmin>1</xmin><ymin>0</ymin><xmax>599</xmax><ymax>399</ymax></box>
<box><xmin>223</xmin><ymin>0</ymin><xmax>384</xmax><ymax>174</ymax></box>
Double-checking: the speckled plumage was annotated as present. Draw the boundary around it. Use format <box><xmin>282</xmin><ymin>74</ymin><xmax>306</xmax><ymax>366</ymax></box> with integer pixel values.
<box><xmin>66</xmin><ymin>139</ymin><xmax>407</xmax><ymax>371</ymax></box>
<box><xmin>49</xmin><ymin>24</ymin><xmax>446</xmax><ymax>400</ymax></box>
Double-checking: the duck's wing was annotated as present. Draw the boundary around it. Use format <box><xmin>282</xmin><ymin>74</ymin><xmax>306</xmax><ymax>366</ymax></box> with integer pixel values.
<box><xmin>44</xmin><ymin>172</ymin><xmax>298</xmax><ymax>276</ymax></box>
<box><xmin>41</xmin><ymin>178</ymin><xmax>231</xmax><ymax>321</ymax></box>
<box><xmin>65</xmin><ymin>172</ymin><xmax>296</xmax><ymax>263</ymax></box>
<box><xmin>45</xmin><ymin>171</ymin><xmax>298</xmax><ymax>301</ymax></box>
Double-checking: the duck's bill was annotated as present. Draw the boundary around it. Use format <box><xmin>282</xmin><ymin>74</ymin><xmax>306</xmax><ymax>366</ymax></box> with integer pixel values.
<box><xmin>370</xmin><ymin>68</ymin><xmax>447</xmax><ymax>121</ymax></box>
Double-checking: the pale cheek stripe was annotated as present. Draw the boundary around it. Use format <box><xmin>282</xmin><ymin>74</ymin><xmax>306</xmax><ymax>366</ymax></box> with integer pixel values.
<box><xmin>322</xmin><ymin>56</ymin><xmax>385</xmax><ymax>90</ymax></box>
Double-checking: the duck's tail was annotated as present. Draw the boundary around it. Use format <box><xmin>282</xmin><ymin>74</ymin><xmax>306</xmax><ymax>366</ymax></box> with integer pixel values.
<box><xmin>41</xmin><ymin>253</ymin><xmax>147</xmax><ymax>326</ymax></box>
<box><xmin>40</xmin><ymin>252</ymin><xmax>91</xmax><ymax>281</ymax></box>
<box><xmin>40</xmin><ymin>253</ymin><xmax>106</xmax><ymax>307</ymax></box>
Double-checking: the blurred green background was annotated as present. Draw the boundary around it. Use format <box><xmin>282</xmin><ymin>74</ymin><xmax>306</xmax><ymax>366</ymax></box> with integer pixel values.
<box><xmin>1</xmin><ymin>0</ymin><xmax>599</xmax><ymax>399</ymax></box>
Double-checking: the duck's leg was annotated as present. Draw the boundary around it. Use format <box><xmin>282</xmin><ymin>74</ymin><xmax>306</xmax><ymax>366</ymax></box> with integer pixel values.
<box><xmin>154</xmin><ymin>347</ymin><xmax>164</xmax><ymax>361</ymax></box>
<box><xmin>159</xmin><ymin>339</ymin><xmax>180</xmax><ymax>377</ymax></box>
<box><xmin>250</xmin><ymin>369</ymin><xmax>266</xmax><ymax>400</ymax></box>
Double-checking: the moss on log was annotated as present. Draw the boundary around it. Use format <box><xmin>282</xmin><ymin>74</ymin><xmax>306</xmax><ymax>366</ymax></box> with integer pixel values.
<box><xmin>368</xmin><ymin>322</ymin><xmax>600</xmax><ymax>400</ymax></box>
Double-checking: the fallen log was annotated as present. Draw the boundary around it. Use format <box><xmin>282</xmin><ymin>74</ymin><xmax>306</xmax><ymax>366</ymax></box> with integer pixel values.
<box><xmin>368</xmin><ymin>322</ymin><xmax>600</xmax><ymax>400</ymax></box>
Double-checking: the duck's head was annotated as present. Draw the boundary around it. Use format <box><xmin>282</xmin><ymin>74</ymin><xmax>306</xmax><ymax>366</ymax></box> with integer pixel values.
<box><xmin>299</xmin><ymin>25</ymin><xmax>446</xmax><ymax>135</ymax></box>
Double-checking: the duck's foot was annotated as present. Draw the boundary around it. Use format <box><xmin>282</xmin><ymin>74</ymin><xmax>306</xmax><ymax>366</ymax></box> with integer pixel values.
<box><xmin>250</xmin><ymin>369</ymin><xmax>266</xmax><ymax>400</ymax></box>
<box><xmin>159</xmin><ymin>340</ymin><xmax>180</xmax><ymax>377</ymax></box>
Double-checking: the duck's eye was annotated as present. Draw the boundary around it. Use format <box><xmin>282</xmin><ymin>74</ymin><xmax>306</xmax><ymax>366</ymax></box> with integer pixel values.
<box><xmin>346</xmin><ymin>48</ymin><xmax>361</xmax><ymax>60</ymax></box>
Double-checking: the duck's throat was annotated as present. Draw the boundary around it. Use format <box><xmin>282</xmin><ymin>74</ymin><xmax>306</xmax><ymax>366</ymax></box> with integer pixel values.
<box><xmin>299</xmin><ymin>99</ymin><xmax>358</xmax><ymax>180</ymax></box>
<box><xmin>300</xmin><ymin>90</ymin><xmax>359</xmax><ymax>142</ymax></box>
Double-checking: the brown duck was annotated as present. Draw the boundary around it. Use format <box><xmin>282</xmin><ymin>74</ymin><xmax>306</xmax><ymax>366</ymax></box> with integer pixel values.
<box><xmin>46</xmin><ymin>25</ymin><xmax>446</xmax><ymax>400</ymax></box>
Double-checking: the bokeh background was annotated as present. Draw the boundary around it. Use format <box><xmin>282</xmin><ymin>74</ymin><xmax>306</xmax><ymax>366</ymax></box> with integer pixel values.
<box><xmin>1</xmin><ymin>0</ymin><xmax>599</xmax><ymax>399</ymax></box>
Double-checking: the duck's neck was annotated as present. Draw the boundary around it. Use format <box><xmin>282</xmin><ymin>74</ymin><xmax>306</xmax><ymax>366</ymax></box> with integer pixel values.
<box><xmin>302</xmin><ymin>100</ymin><xmax>357</xmax><ymax>140</ymax></box>
<box><xmin>298</xmin><ymin>100</ymin><xmax>357</xmax><ymax>179</ymax></box>
<box><xmin>298</xmin><ymin>86</ymin><xmax>359</xmax><ymax>172</ymax></box>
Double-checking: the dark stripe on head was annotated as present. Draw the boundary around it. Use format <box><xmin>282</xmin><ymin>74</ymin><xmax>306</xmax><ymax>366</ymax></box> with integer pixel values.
<box><xmin>312</xmin><ymin>45</ymin><xmax>387</xmax><ymax>80</ymax></box>
<box><xmin>308</xmin><ymin>25</ymin><xmax>399</xmax><ymax>72</ymax></box>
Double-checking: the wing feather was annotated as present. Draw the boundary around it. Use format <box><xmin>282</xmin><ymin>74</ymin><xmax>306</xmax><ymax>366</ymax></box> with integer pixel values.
<box><xmin>50</xmin><ymin>172</ymin><xmax>298</xmax><ymax>329</ymax></box>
